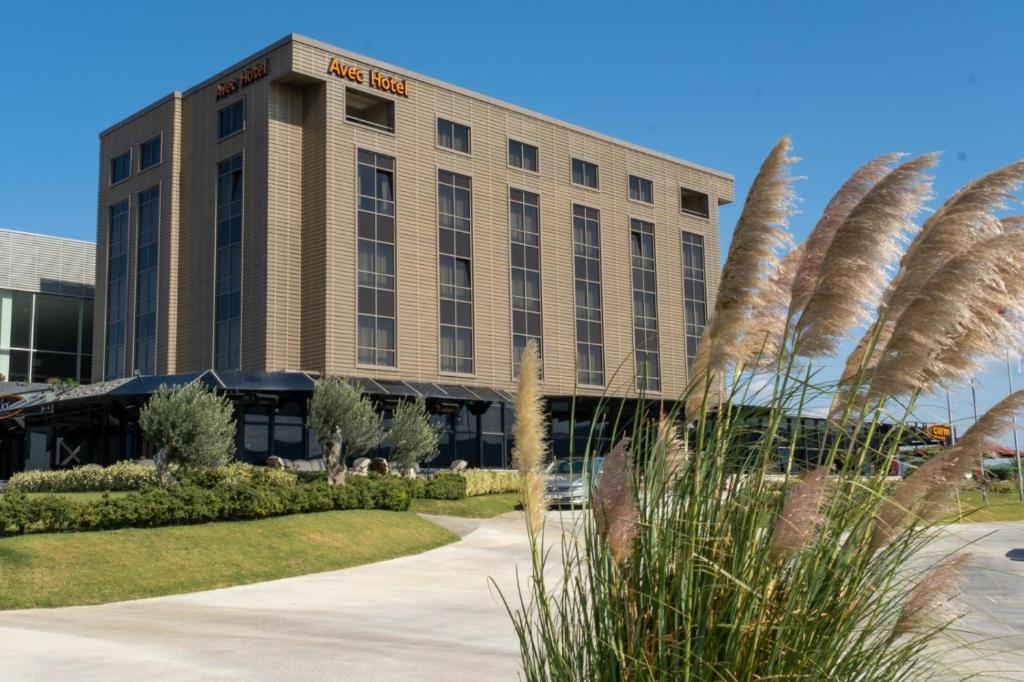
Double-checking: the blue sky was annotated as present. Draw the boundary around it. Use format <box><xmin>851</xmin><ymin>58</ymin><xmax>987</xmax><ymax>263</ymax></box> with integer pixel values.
<box><xmin>1</xmin><ymin>0</ymin><xmax>1022</xmax><ymax>436</ymax></box>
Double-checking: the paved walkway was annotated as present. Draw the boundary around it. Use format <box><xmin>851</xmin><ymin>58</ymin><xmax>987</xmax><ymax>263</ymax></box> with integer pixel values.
<box><xmin>0</xmin><ymin>514</ymin><xmax>1021</xmax><ymax>680</ymax></box>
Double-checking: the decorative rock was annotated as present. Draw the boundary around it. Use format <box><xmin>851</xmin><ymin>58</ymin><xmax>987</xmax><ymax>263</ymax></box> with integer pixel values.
<box><xmin>450</xmin><ymin>459</ymin><xmax>469</xmax><ymax>472</ymax></box>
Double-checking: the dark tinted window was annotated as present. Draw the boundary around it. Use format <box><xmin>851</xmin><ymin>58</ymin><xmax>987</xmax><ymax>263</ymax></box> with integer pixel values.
<box><xmin>105</xmin><ymin>200</ymin><xmax>130</xmax><ymax>378</ymax></box>
<box><xmin>110</xmin><ymin>152</ymin><xmax>131</xmax><ymax>184</ymax></box>
<box><xmin>357</xmin><ymin>149</ymin><xmax>397</xmax><ymax>367</ymax></box>
<box><xmin>135</xmin><ymin>186</ymin><xmax>160</xmax><ymax>374</ymax></box>
<box><xmin>215</xmin><ymin>155</ymin><xmax>243</xmax><ymax>370</ymax></box>
<box><xmin>34</xmin><ymin>294</ymin><xmax>80</xmax><ymax>353</ymax></box>
<box><xmin>682</xmin><ymin>231</ymin><xmax>708</xmax><ymax>370</ymax></box>
<box><xmin>218</xmin><ymin>99</ymin><xmax>245</xmax><ymax>139</ymax></box>
<box><xmin>510</xmin><ymin>188</ymin><xmax>542</xmax><ymax>376</ymax></box>
<box><xmin>437</xmin><ymin>118</ymin><xmax>471</xmax><ymax>154</ymax></box>
<box><xmin>346</xmin><ymin>88</ymin><xmax>395</xmax><ymax>132</ymax></box>
<box><xmin>139</xmin><ymin>136</ymin><xmax>161</xmax><ymax>171</ymax></box>
<box><xmin>572</xmin><ymin>204</ymin><xmax>604</xmax><ymax>385</ymax></box>
<box><xmin>571</xmin><ymin>158</ymin><xmax>598</xmax><ymax>189</ymax></box>
<box><xmin>438</xmin><ymin>170</ymin><xmax>474</xmax><ymax>374</ymax></box>
<box><xmin>630</xmin><ymin>219</ymin><xmax>660</xmax><ymax>391</ymax></box>
<box><xmin>508</xmin><ymin>140</ymin><xmax>538</xmax><ymax>172</ymax></box>
<box><xmin>629</xmin><ymin>175</ymin><xmax>653</xmax><ymax>203</ymax></box>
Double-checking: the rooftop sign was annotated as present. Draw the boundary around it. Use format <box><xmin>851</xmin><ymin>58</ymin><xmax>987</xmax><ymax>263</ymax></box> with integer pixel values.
<box><xmin>327</xmin><ymin>57</ymin><xmax>409</xmax><ymax>97</ymax></box>
<box><xmin>216</xmin><ymin>59</ymin><xmax>270</xmax><ymax>100</ymax></box>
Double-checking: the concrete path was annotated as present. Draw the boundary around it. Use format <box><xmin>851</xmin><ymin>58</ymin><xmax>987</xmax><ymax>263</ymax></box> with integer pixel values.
<box><xmin>0</xmin><ymin>511</ymin><xmax>555</xmax><ymax>681</ymax></box>
<box><xmin>0</xmin><ymin>514</ymin><xmax>1022</xmax><ymax>681</ymax></box>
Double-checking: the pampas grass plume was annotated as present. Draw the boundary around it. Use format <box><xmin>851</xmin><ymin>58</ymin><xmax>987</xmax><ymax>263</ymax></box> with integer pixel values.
<box><xmin>512</xmin><ymin>340</ymin><xmax>547</xmax><ymax>539</ymax></box>
<box><xmin>592</xmin><ymin>439</ymin><xmax>638</xmax><ymax>566</ymax></box>
<box><xmin>769</xmin><ymin>467</ymin><xmax>829</xmax><ymax>563</ymax></box>
<box><xmin>892</xmin><ymin>554</ymin><xmax>969</xmax><ymax>638</ymax></box>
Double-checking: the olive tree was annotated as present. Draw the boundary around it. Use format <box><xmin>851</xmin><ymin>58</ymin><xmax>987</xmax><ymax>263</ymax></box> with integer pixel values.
<box><xmin>308</xmin><ymin>376</ymin><xmax>384</xmax><ymax>485</ymax></box>
<box><xmin>390</xmin><ymin>396</ymin><xmax>440</xmax><ymax>477</ymax></box>
<box><xmin>138</xmin><ymin>382</ymin><xmax>236</xmax><ymax>485</ymax></box>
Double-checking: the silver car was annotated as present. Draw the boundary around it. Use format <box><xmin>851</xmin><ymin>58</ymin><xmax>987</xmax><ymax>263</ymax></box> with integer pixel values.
<box><xmin>544</xmin><ymin>456</ymin><xmax>605</xmax><ymax>507</ymax></box>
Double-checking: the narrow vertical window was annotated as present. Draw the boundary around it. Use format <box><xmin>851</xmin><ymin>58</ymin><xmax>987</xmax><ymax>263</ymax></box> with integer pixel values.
<box><xmin>682</xmin><ymin>231</ymin><xmax>708</xmax><ymax>371</ymax></box>
<box><xmin>110</xmin><ymin>151</ymin><xmax>131</xmax><ymax>185</ymax></box>
<box><xmin>215</xmin><ymin>155</ymin><xmax>243</xmax><ymax>370</ymax></box>
<box><xmin>510</xmin><ymin>189</ymin><xmax>542</xmax><ymax>375</ymax></box>
<box><xmin>139</xmin><ymin>136</ymin><xmax>161</xmax><ymax>171</ymax></box>
<box><xmin>135</xmin><ymin>186</ymin><xmax>159</xmax><ymax>375</ymax></box>
<box><xmin>630</xmin><ymin>219</ymin><xmax>660</xmax><ymax>391</ymax></box>
<box><xmin>357</xmin><ymin>149</ymin><xmax>397</xmax><ymax>367</ymax></box>
<box><xmin>438</xmin><ymin>170</ymin><xmax>474</xmax><ymax>374</ymax></box>
<box><xmin>218</xmin><ymin>99</ymin><xmax>245</xmax><ymax>139</ymax></box>
<box><xmin>572</xmin><ymin>204</ymin><xmax>604</xmax><ymax>386</ymax></box>
<box><xmin>104</xmin><ymin>200</ymin><xmax>129</xmax><ymax>379</ymax></box>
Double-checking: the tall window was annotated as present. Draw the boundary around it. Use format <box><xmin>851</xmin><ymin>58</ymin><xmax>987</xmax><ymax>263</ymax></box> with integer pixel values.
<box><xmin>571</xmin><ymin>158</ymin><xmax>599</xmax><ymax>189</ymax></box>
<box><xmin>438</xmin><ymin>170</ymin><xmax>473</xmax><ymax>374</ymax></box>
<box><xmin>215</xmin><ymin>155</ymin><xmax>243</xmax><ymax>370</ymax></box>
<box><xmin>682</xmin><ymin>231</ymin><xmax>708</xmax><ymax>370</ymax></box>
<box><xmin>110</xmin><ymin>152</ymin><xmax>131</xmax><ymax>185</ymax></box>
<box><xmin>508</xmin><ymin>139</ymin><xmax>538</xmax><ymax>172</ymax></box>
<box><xmin>218</xmin><ymin>99</ymin><xmax>245</xmax><ymax>139</ymax></box>
<box><xmin>437</xmin><ymin>118</ymin><xmax>471</xmax><ymax>154</ymax></box>
<box><xmin>139</xmin><ymin>136</ymin><xmax>161</xmax><ymax>171</ymax></box>
<box><xmin>105</xmin><ymin>200</ymin><xmax>129</xmax><ymax>379</ymax></box>
<box><xmin>630</xmin><ymin>219</ymin><xmax>660</xmax><ymax>391</ymax></box>
<box><xmin>135</xmin><ymin>186</ymin><xmax>159</xmax><ymax>375</ymax></box>
<box><xmin>510</xmin><ymin>189</ymin><xmax>542</xmax><ymax>375</ymax></box>
<box><xmin>357</xmin><ymin>149</ymin><xmax>396</xmax><ymax>367</ymax></box>
<box><xmin>629</xmin><ymin>175</ymin><xmax>653</xmax><ymax>203</ymax></box>
<box><xmin>573</xmin><ymin>204</ymin><xmax>604</xmax><ymax>386</ymax></box>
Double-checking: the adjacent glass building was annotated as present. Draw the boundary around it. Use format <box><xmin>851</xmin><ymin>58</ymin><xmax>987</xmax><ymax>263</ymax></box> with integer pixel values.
<box><xmin>0</xmin><ymin>229</ymin><xmax>94</xmax><ymax>384</ymax></box>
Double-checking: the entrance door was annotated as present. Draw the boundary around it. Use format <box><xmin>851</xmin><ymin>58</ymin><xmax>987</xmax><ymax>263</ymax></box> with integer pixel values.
<box><xmin>26</xmin><ymin>428</ymin><xmax>51</xmax><ymax>471</ymax></box>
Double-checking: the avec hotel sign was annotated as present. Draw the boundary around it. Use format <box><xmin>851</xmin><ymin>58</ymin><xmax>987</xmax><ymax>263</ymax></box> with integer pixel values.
<box><xmin>216</xmin><ymin>59</ymin><xmax>270</xmax><ymax>100</ymax></box>
<box><xmin>327</xmin><ymin>57</ymin><xmax>409</xmax><ymax>97</ymax></box>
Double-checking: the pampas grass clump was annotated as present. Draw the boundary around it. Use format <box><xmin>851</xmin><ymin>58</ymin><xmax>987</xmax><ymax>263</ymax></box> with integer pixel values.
<box><xmin>504</xmin><ymin>139</ymin><xmax>1023</xmax><ymax>681</ymax></box>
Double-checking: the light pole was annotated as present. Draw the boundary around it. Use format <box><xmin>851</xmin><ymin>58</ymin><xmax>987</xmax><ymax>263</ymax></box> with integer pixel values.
<box><xmin>1006</xmin><ymin>351</ymin><xmax>1024</xmax><ymax>502</ymax></box>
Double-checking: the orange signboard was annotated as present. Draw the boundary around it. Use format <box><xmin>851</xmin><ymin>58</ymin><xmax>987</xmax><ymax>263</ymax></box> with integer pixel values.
<box><xmin>926</xmin><ymin>424</ymin><xmax>952</xmax><ymax>441</ymax></box>
<box><xmin>327</xmin><ymin>58</ymin><xmax>409</xmax><ymax>97</ymax></box>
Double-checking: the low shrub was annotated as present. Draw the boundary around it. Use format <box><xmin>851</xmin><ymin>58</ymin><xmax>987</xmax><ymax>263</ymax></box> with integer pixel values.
<box><xmin>176</xmin><ymin>462</ymin><xmax>298</xmax><ymax>489</ymax></box>
<box><xmin>422</xmin><ymin>472</ymin><xmax>467</xmax><ymax>500</ymax></box>
<box><xmin>461</xmin><ymin>469</ymin><xmax>521</xmax><ymax>497</ymax></box>
<box><xmin>0</xmin><ymin>477</ymin><xmax>411</xmax><ymax>536</ymax></box>
<box><xmin>7</xmin><ymin>461</ymin><xmax>157</xmax><ymax>493</ymax></box>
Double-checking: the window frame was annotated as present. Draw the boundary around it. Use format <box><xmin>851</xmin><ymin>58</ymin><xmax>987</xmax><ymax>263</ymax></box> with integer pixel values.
<box><xmin>138</xmin><ymin>135</ymin><xmax>162</xmax><ymax>172</ymax></box>
<box><xmin>355</xmin><ymin>147</ymin><xmax>400</xmax><ymax>371</ymax></box>
<box><xmin>507</xmin><ymin>138</ymin><xmax>540</xmax><ymax>174</ymax></box>
<box><xmin>214</xmin><ymin>153</ymin><xmax>244</xmax><ymax>371</ymax></box>
<box><xmin>628</xmin><ymin>174</ymin><xmax>654</xmax><ymax>205</ymax></box>
<box><xmin>436</xmin><ymin>167</ymin><xmax>475</xmax><ymax>376</ymax></box>
<box><xmin>682</xmin><ymin>231</ymin><xmax>708</xmax><ymax>373</ymax></box>
<box><xmin>629</xmin><ymin>217</ymin><xmax>661</xmax><ymax>393</ymax></box>
<box><xmin>109</xmin><ymin>150</ymin><xmax>132</xmax><ymax>186</ymax></box>
<box><xmin>508</xmin><ymin>185</ymin><xmax>544</xmax><ymax>379</ymax></box>
<box><xmin>436</xmin><ymin>117</ymin><xmax>472</xmax><ymax>156</ymax></box>
<box><xmin>134</xmin><ymin>185</ymin><xmax>161</xmax><ymax>376</ymax></box>
<box><xmin>571</xmin><ymin>202</ymin><xmax>605</xmax><ymax>387</ymax></box>
<box><xmin>570</xmin><ymin>157</ymin><xmax>600</xmax><ymax>190</ymax></box>
<box><xmin>217</xmin><ymin>98</ymin><xmax>246</xmax><ymax>140</ymax></box>
<box><xmin>680</xmin><ymin>186</ymin><xmax>711</xmax><ymax>219</ymax></box>
<box><xmin>344</xmin><ymin>86</ymin><xmax>397</xmax><ymax>134</ymax></box>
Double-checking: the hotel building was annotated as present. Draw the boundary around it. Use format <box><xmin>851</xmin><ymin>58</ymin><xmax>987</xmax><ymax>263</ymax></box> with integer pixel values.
<box><xmin>64</xmin><ymin>34</ymin><xmax>733</xmax><ymax>467</ymax></box>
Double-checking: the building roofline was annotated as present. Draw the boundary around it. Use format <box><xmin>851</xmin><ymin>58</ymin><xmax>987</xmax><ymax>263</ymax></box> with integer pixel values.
<box><xmin>103</xmin><ymin>34</ymin><xmax>734</xmax><ymax>182</ymax></box>
<box><xmin>99</xmin><ymin>92</ymin><xmax>182</xmax><ymax>139</ymax></box>
<box><xmin>0</xmin><ymin>227</ymin><xmax>95</xmax><ymax>247</ymax></box>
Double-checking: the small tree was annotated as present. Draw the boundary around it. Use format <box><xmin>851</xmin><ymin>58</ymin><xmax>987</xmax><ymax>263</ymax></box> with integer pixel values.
<box><xmin>390</xmin><ymin>396</ymin><xmax>440</xmax><ymax>477</ymax></box>
<box><xmin>139</xmin><ymin>382</ymin><xmax>236</xmax><ymax>485</ymax></box>
<box><xmin>308</xmin><ymin>376</ymin><xmax>384</xmax><ymax>485</ymax></box>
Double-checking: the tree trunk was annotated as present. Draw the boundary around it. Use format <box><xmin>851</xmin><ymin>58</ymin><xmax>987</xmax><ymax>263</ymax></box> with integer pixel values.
<box><xmin>154</xmin><ymin>446</ymin><xmax>175</xmax><ymax>486</ymax></box>
<box><xmin>326</xmin><ymin>441</ymin><xmax>347</xmax><ymax>486</ymax></box>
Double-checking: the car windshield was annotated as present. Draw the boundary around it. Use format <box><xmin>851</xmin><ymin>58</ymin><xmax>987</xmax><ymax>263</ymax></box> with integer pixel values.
<box><xmin>551</xmin><ymin>459</ymin><xmax>599</xmax><ymax>475</ymax></box>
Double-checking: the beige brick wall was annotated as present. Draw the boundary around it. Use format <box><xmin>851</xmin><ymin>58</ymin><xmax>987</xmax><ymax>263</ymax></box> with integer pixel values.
<box><xmin>95</xmin><ymin>34</ymin><xmax>733</xmax><ymax>401</ymax></box>
<box><xmin>94</xmin><ymin>95</ymin><xmax>180</xmax><ymax>380</ymax></box>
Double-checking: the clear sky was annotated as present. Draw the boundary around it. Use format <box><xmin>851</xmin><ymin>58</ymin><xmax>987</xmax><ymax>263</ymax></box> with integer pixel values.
<box><xmin>1</xmin><ymin>0</ymin><xmax>1022</xmax><ymax>438</ymax></box>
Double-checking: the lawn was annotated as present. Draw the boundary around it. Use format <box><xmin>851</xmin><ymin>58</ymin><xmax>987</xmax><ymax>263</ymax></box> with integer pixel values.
<box><xmin>0</xmin><ymin>510</ymin><xmax>457</xmax><ymax>610</ymax></box>
<box><xmin>944</xmin><ymin>491</ymin><xmax>1024</xmax><ymax>523</ymax></box>
<box><xmin>410</xmin><ymin>493</ymin><xmax>522</xmax><ymax>518</ymax></box>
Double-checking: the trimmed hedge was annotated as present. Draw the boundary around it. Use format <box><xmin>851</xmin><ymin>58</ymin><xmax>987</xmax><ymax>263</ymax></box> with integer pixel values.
<box><xmin>0</xmin><ymin>476</ymin><xmax>410</xmax><ymax>536</ymax></box>
<box><xmin>461</xmin><ymin>470</ymin><xmax>521</xmax><ymax>497</ymax></box>
<box><xmin>7</xmin><ymin>461</ymin><xmax>157</xmax><ymax>493</ymax></box>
